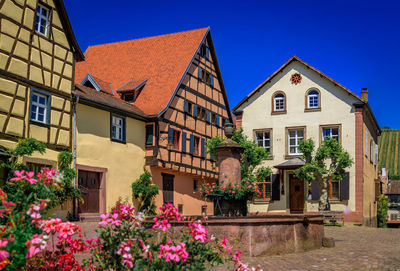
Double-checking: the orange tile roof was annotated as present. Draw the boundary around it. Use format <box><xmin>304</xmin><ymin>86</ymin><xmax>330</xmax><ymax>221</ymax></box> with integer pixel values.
<box><xmin>75</xmin><ymin>28</ymin><xmax>208</xmax><ymax>116</ymax></box>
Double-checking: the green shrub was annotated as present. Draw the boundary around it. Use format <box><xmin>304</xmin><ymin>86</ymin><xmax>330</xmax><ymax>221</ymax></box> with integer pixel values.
<box><xmin>377</xmin><ymin>194</ymin><xmax>389</xmax><ymax>228</ymax></box>
<box><xmin>131</xmin><ymin>170</ymin><xmax>158</xmax><ymax>215</ymax></box>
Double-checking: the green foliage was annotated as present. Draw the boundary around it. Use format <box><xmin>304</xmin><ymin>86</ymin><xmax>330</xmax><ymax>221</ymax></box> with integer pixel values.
<box><xmin>206</xmin><ymin>129</ymin><xmax>269</xmax><ymax>178</ymax></box>
<box><xmin>131</xmin><ymin>170</ymin><xmax>159</xmax><ymax>215</ymax></box>
<box><xmin>378</xmin><ymin>129</ymin><xmax>400</xmax><ymax>176</ymax></box>
<box><xmin>377</xmin><ymin>194</ymin><xmax>389</xmax><ymax>228</ymax></box>
<box><xmin>255</xmin><ymin>166</ymin><xmax>272</xmax><ymax>181</ymax></box>
<box><xmin>295</xmin><ymin>138</ymin><xmax>353</xmax><ymax>211</ymax></box>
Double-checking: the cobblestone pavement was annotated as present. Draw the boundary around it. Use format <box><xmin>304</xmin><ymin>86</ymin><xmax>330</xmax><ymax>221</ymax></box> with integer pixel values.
<box><xmin>238</xmin><ymin>226</ymin><xmax>400</xmax><ymax>271</ymax></box>
<box><xmin>78</xmin><ymin>223</ymin><xmax>400</xmax><ymax>271</ymax></box>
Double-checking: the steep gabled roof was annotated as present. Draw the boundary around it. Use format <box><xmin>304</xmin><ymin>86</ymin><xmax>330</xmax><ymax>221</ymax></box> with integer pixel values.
<box><xmin>54</xmin><ymin>0</ymin><xmax>84</xmax><ymax>61</ymax></box>
<box><xmin>75</xmin><ymin>28</ymin><xmax>209</xmax><ymax>116</ymax></box>
<box><xmin>233</xmin><ymin>55</ymin><xmax>363</xmax><ymax>112</ymax></box>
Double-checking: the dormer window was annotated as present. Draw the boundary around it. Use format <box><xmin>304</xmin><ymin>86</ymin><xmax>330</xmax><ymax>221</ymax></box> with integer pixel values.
<box><xmin>123</xmin><ymin>93</ymin><xmax>135</xmax><ymax>103</ymax></box>
<box><xmin>35</xmin><ymin>3</ymin><xmax>51</xmax><ymax>37</ymax></box>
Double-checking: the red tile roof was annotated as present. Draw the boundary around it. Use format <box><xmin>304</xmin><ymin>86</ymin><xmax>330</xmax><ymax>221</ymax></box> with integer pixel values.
<box><xmin>75</xmin><ymin>28</ymin><xmax>208</xmax><ymax>116</ymax></box>
<box><xmin>89</xmin><ymin>75</ymin><xmax>114</xmax><ymax>95</ymax></box>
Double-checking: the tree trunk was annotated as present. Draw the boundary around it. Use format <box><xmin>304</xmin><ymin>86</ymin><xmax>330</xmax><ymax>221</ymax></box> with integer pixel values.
<box><xmin>318</xmin><ymin>180</ymin><xmax>330</xmax><ymax>212</ymax></box>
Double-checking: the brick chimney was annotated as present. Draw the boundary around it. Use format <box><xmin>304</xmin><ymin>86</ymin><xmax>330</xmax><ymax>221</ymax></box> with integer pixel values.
<box><xmin>361</xmin><ymin>88</ymin><xmax>368</xmax><ymax>102</ymax></box>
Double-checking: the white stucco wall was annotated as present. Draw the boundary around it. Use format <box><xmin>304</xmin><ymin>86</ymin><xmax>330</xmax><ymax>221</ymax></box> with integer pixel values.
<box><xmin>237</xmin><ymin>61</ymin><xmax>360</xmax><ymax>213</ymax></box>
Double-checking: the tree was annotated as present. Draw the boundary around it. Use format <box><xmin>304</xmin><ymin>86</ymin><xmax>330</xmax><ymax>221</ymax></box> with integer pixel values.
<box><xmin>131</xmin><ymin>170</ymin><xmax>159</xmax><ymax>215</ymax></box>
<box><xmin>295</xmin><ymin>138</ymin><xmax>353</xmax><ymax>212</ymax></box>
<box><xmin>206</xmin><ymin>129</ymin><xmax>270</xmax><ymax>179</ymax></box>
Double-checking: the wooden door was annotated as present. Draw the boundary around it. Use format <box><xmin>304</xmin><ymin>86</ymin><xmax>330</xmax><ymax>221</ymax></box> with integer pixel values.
<box><xmin>162</xmin><ymin>174</ymin><xmax>174</xmax><ymax>204</ymax></box>
<box><xmin>78</xmin><ymin>170</ymin><xmax>101</xmax><ymax>213</ymax></box>
<box><xmin>289</xmin><ymin>174</ymin><xmax>304</xmax><ymax>213</ymax></box>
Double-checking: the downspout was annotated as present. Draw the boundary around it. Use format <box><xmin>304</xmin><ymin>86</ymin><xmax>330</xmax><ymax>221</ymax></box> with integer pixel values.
<box><xmin>73</xmin><ymin>95</ymin><xmax>79</xmax><ymax>219</ymax></box>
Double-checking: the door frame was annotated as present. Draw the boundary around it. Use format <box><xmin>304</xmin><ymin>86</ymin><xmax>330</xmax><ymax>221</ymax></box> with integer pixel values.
<box><xmin>289</xmin><ymin>173</ymin><xmax>305</xmax><ymax>214</ymax></box>
<box><xmin>76</xmin><ymin>164</ymin><xmax>107</xmax><ymax>215</ymax></box>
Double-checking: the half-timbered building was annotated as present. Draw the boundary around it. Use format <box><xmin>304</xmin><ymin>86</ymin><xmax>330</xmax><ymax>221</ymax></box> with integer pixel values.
<box><xmin>0</xmin><ymin>0</ymin><xmax>83</xmax><ymax>200</ymax></box>
<box><xmin>75</xmin><ymin>28</ymin><xmax>233</xmax><ymax>215</ymax></box>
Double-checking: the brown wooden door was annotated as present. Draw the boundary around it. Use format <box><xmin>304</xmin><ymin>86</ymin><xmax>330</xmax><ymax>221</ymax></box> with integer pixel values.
<box><xmin>289</xmin><ymin>175</ymin><xmax>304</xmax><ymax>213</ymax></box>
<box><xmin>162</xmin><ymin>174</ymin><xmax>174</xmax><ymax>204</ymax></box>
<box><xmin>78</xmin><ymin>170</ymin><xmax>100</xmax><ymax>213</ymax></box>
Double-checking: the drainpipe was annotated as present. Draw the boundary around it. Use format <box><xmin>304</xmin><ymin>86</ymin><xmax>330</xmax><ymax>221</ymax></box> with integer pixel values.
<box><xmin>73</xmin><ymin>95</ymin><xmax>79</xmax><ymax>219</ymax></box>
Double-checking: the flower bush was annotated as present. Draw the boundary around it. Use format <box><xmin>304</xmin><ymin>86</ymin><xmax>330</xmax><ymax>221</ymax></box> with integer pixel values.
<box><xmin>200</xmin><ymin>177</ymin><xmax>262</xmax><ymax>201</ymax></box>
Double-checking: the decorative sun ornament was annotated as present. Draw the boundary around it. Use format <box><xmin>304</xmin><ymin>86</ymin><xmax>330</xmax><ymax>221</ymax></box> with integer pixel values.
<box><xmin>290</xmin><ymin>73</ymin><xmax>302</xmax><ymax>85</ymax></box>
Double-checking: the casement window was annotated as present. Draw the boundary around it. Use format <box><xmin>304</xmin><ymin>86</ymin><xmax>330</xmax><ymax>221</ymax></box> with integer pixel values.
<box><xmin>196</xmin><ymin>106</ymin><xmax>206</xmax><ymax>121</ymax></box>
<box><xmin>189</xmin><ymin>135</ymin><xmax>205</xmax><ymax>157</ymax></box>
<box><xmin>288</xmin><ymin>128</ymin><xmax>304</xmax><ymax>155</ymax></box>
<box><xmin>111</xmin><ymin>115</ymin><xmax>125</xmax><ymax>142</ymax></box>
<box><xmin>184</xmin><ymin>100</ymin><xmax>193</xmax><ymax>115</ymax></box>
<box><xmin>200</xmin><ymin>44</ymin><xmax>210</xmax><ymax>60</ymax></box>
<box><xmin>322</xmin><ymin>126</ymin><xmax>340</xmax><ymax>142</ymax></box>
<box><xmin>222</xmin><ymin>118</ymin><xmax>227</xmax><ymax>128</ymax></box>
<box><xmin>193</xmin><ymin>136</ymin><xmax>200</xmax><ymax>156</ymax></box>
<box><xmin>258</xmin><ymin>175</ymin><xmax>272</xmax><ymax>201</ymax></box>
<box><xmin>145</xmin><ymin>124</ymin><xmax>155</xmax><ymax>146</ymax></box>
<box><xmin>255</xmin><ymin>130</ymin><xmax>271</xmax><ymax>154</ymax></box>
<box><xmin>365</xmin><ymin>131</ymin><xmax>368</xmax><ymax>157</ymax></box>
<box><xmin>370</xmin><ymin>140</ymin><xmax>374</xmax><ymax>163</ymax></box>
<box><xmin>211</xmin><ymin>113</ymin><xmax>217</xmax><ymax>125</ymax></box>
<box><xmin>168</xmin><ymin>127</ymin><xmax>181</xmax><ymax>151</ymax></box>
<box><xmin>26</xmin><ymin>162</ymin><xmax>51</xmax><ymax>174</ymax></box>
<box><xmin>35</xmin><ymin>3</ymin><xmax>51</xmax><ymax>37</ymax></box>
<box><xmin>198</xmin><ymin>67</ymin><xmax>214</xmax><ymax>87</ymax></box>
<box><xmin>307</xmin><ymin>90</ymin><xmax>320</xmax><ymax>109</ymax></box>
<box><xmin>30</xmin><ymin>90</ymin><xmax>50</xmax><ymax>124</ymax></box>
<box><xmin>272</xmin><ymin>92</ymin><xmax>286</xmax><ymax>113</ymax></box>
<box><xmin>172</xmin><ymin>130</ymin><xmax>181</xmax><ymax>150</ymax></box>
<box><xmin>328</xmin><ymin>180</ymin><xmax>340</xmax><ymax>200</ymax></box>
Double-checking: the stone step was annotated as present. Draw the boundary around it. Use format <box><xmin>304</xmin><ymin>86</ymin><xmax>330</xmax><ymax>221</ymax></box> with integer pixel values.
<box><xmin>79</xmin><ymin>213</ymin><xmax>101</xmax><ymax>222</ymax></box>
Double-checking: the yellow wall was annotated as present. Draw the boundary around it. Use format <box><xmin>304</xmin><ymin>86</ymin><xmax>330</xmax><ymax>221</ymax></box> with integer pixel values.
<box><xmin>235</xmin><ymin>61</ymin><xmax>360</xmax><ymax>214</ymax></box>
<box><xmin>76</xmin><ymin>104</ymin><xmax>146</xmax><ymax>211</ymax></box>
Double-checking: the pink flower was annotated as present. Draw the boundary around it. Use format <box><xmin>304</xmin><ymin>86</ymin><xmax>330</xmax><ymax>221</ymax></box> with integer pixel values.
<box><xmin>232</xmin><ymin>191</ymin><xmax>236</xmax><ymax>194</ymax></box>
<box><xmin>233</xmin><ymin>250</ymin><xmax>242</xmax><ymax>262</ymax></box>
<box><xmin>189</xmin><ymin>222</ymin><xmax>208</xmax><ymax>243</ymax></box>
<box><xmin>152</xmin><ymin>218</ymin><xmax>171</xmax><ymax>232</ymax></box>
<box><xmin>159</xmin><ymin>241</ymin><xmax>189</xmax><ymax>262</ymax></box>
<box><xmin>41</xmin><ymin>218</ymin><xmax>62</xmax><ymax>234</ymax></box>
<box><xmin>25</xmin><ymin>234</ymin><xmax>48</xmax><ymax>258</ymax></box>
<box><xmin>219</xmin><ymin>237</ymin><xmax>228</xmax><ymax>248</ymax></box>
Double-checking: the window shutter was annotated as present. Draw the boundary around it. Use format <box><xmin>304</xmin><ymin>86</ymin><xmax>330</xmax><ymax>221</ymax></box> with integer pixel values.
<box><xmin>168</xmin><ymin>127</ymin><xmax>174</xmax><ymax>144</ymax></box>
<box><xmin>198</xmin><ymin>67</ymin><xmax>202</xmax><ymax>80</ymax></box>
<box><xmin>375</xmin><ymin>144</ymin><xmax>378</xmax><ymax>165</ymax></box>
<box><xmin>210</xmin><ymin>152</ymin><xmax>214</xmax><ymax>161</ymax></box>
<box><xmin>216</xmin><ymin>116</ymin><xmax>220</xmax><ymax>127</ymax></box>
<box><xmin>210</xmin><ymin>75</ymin><xmax>214</xmax><ymax>88</ymax></box>
<box><xmin>182</xmin><ymin>132</ymin><xmax>187</xmax><ymax>153</ymax></box>
<box><xmin>46</xmin><ymin>94</ymin><xmax>51</xmax><ymax>124</ymax></box>
<box><xmin>189</xmin><ymin>135</ymin><xmax>195</xmax><ymax>154</ymax></box>
<box><xmin>271</xmin><ymin>174</ymin><xmax>280</xmax><ymax>200</ymax></box>
<box><xmin>193</xmin><ymin>105</ymin><xmax>198</xmax><ymax>118</ymax></box>
<box><xmin>122</xmin><ymin>118</ymin><xmax>126</xmax><ymax>141</ymax></box>
<box><xmin>206</xmin><ymin>111</ymin><xmax>211</xmax><ymax>122</ymax></box>
<box><xmin>339</xmin><ymin>172</ymin><xmax>350</xmax><ymax>201</ymax></box>
<box><xmin>365</xmin><ymin>131</ymin><xmax>368</xmax><ymax>156</ymax></box>
<box><xmin>184</xmin><ymin>100</ymin><xmax>188</xmax><ymax>113</ymax></box>
<box><xmin>311</xmin><ymin>180</ymin><xmax>320</xmax><ymax>200</ymax></box>
<box><xmin>205</xmin><ymin>47</ymin><xmax>209</xmax><ymax>59</ymax></box>
<box><xmin>201</xmin><ymin>138</ymin><xmax>205</xmax><ymax>158</ymax></box>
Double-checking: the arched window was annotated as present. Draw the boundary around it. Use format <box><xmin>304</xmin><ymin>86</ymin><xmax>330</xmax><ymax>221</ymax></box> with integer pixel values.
<box><xmin>307</xmin><ymin>90</ymin><xmax>319</xmax><ymax>109</ymax></box>
<box><xmin>273</xmin><ymin>93</ymin><xmax>285</xmax><ymax>112</ymax></box>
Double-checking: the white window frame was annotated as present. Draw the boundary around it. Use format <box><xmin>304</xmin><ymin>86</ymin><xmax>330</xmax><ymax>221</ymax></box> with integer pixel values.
<box><xmin>307</xmin><ymin>90</ymin><xmax>319</xmax><ymax>109</ymax></box>
<box><xmin>111</xmin><ymin>115</ymin><xmax>124</xmax><ymax>141</ymax></box>
<box><xmin>274</xmin><ymin>94</ymin><xmax>285</xmax><ymax>111</ymax></box>
<box><xmin>322</xmin><ymin>127</ymin><xmax>340</xmax><ymax>142</ymax></box>
<box><xmin>30</xmin><ymin>91</ymin><xmax>48</xmax><ymax>124</ymax></box>
<box><xmin>255</xmin><ymin>130</ymin><xmax>271</xmax><ymax>154</ymax></box>
<box><xmin>35</xmin><ymin>3</ymin><xmax>51</xmax><ymax>37</ymax></box>
<box><xmin>288</xmin><ymin>128</ymin><xmax>304</xmax><ymax>155</ymax></box>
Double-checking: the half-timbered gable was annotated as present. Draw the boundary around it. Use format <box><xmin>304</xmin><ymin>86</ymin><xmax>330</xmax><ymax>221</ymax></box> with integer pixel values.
<box><xmin>75</xmin><ymin>28</ymin><xmax>232</xmax><ymax>215</ymax></box>
<box><xmin>0</xmin><ymin>0</ymin><xmax>83</xmax><ymax>154</ymax></box>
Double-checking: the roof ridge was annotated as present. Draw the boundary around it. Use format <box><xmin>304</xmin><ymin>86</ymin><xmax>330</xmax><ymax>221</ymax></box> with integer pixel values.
<box><xmin>87</xmin><ymin>27</ymin><xmax>209</xmax><ymax>50</ymax></box>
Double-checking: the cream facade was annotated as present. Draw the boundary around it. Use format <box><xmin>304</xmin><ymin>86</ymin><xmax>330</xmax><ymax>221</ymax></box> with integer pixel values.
<box><xmin>233</xmin><ymin>56</ymin><xmax>380</xmax><ymax>226</ymax></box>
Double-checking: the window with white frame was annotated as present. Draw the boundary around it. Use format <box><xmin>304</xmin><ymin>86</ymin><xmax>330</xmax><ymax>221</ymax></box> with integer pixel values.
<box><xmin>111</xmin><ymin>115</ymin><xmax>125</xmax><ymax>142</ymax></box>
<box><xmin>307</xmin><ymin>90</ymin><xmax>319</xmax><ymax>108</ymax></box>
<box><xmin>322</xmin><ymin>127</ymin><xmax>340</xmax><ymax>142</ymax></box>
<box><xmin>35</xmin><ymin>4</ymin><xmax>51</xmax><ymax>36</ymax></box>
<box><xmin>255</xmin><ymin>130</ymin><xmax>271</xmax><ymax>154</ymax></box>
<box><xmin>30</xmin><ymin>91</ymin><xmax>49</xmax><ymax>124</ymax></box>
<box><xmin>273</xmin><ymin>94</ymin><xmax>285</xmax><ymax>111</ymax></box>
<box><xmin>288</xmin><ymin>128</ymin><xmax>304</xmax><ymax>155</ymax></box>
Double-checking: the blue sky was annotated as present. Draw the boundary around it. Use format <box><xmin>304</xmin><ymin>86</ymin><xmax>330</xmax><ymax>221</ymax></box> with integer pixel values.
<box><xmin>65</xmin><ymin>0</ymin><xmax>400</xmax><ymax>128</ymax></box>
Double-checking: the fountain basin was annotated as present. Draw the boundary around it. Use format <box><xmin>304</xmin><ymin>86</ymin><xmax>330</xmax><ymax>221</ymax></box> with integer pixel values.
<box><xmin>171</xmin><ymin>214</ymin><xmax>324</xmax><ymax>256</ymax></box>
